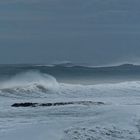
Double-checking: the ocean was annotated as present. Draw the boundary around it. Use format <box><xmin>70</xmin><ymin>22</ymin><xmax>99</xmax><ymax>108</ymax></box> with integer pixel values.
<box><xmin>0</xmin><ymin>64</ymin><xmax>140</xmax><ymax>139</ymax></box>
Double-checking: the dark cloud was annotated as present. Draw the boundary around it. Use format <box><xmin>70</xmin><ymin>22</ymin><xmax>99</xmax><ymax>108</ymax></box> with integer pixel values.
<box><xmin>0</xmin><ymin>0</ymin><xmax>140</xmax><ymax>66</ymax></box>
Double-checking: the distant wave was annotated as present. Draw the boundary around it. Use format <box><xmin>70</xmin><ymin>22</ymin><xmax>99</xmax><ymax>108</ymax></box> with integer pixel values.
<box><xmin>34</xmin><ymin>62</ymin><xmax>137</xmax><ymax>69</ymax></box>
<box><xmin>0</xmin><ymin>62</ymin><xmax>138</xmax><ymax>69</ymax></box>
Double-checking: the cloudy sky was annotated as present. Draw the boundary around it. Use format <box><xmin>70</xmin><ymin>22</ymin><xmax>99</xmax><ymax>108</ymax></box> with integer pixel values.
<box><xmin>0</xmin><ymin>0</ymin><xmax>140</xmax><ymax>66</ymax></box>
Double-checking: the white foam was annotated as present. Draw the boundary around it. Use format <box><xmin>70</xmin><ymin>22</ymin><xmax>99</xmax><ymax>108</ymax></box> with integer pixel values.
<box><xmin>0</xmin><ymin>71</ymin><xmax>59</xmax><ymax>98</ymax></box>
<box><xmin>59</xmin><ymin>81</ymin><xmax>140</xmax><ymax>98</ymax></box>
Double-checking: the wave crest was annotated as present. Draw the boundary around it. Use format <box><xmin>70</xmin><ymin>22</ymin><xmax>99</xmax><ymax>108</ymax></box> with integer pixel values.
<box><xmin>0</xmin><ymin>71</ymin><xmax>59</xmax><ymax>98</ymax></box>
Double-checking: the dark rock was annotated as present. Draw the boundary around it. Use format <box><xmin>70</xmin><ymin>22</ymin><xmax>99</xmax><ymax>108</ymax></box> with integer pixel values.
<box><xmin>12</xmin><ymin>102</ymin><xmax>38</xmax><ymax>107</ymax></box>
<box><xmin>11</xmin><ymin>101</ymin><xmax>105</xmax><ymax>108</ymax></box>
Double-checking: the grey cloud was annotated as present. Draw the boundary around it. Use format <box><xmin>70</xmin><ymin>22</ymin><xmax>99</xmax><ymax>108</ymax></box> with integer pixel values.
<box><xmin>0</xmin><ymin>0</ymin><xmax>140</xmax><ymax>65</ymax></box>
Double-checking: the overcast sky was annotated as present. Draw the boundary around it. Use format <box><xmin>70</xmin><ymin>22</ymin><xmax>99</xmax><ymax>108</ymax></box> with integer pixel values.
<box><xmin>0</xmin><ymin>0</ymin><xmax>140</xmax><ymax>66</ymax></box>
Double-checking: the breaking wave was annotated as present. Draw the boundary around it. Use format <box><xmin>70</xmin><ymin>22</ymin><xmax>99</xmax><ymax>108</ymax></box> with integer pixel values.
<box><xmin>0</xmin><ymin>71</ymin><xmax>59</xmax><ymax>98</ymax></box>
<box><xmin>59</xmin><ymin>81</ymin><xmax>140</xmax><ymax>98</ymax></box>
<box><xmin>1</xmin><ymin>70</ymin><xmax>140</xmax><ymax>99</ymax></box>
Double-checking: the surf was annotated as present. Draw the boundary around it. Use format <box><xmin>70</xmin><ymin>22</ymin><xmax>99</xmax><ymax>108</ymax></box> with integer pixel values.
<box><xmin>0</xmin><ymin>71</ymin><xmax>59</xmax><ymax>98</ymax></box>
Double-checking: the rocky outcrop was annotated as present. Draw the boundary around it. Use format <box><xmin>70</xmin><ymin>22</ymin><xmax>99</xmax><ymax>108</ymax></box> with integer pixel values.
<box><xmin>11</xmin><ymin>101</ymin><xmax>104</xmax><ymax>107</ymax></box>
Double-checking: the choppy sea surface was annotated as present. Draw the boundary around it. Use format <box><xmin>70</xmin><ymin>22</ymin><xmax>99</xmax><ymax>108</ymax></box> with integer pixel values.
<box><xmin>1</xmin><ymin>63</ymin><xmax>140</xmax><ymax>139</ymax></box>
